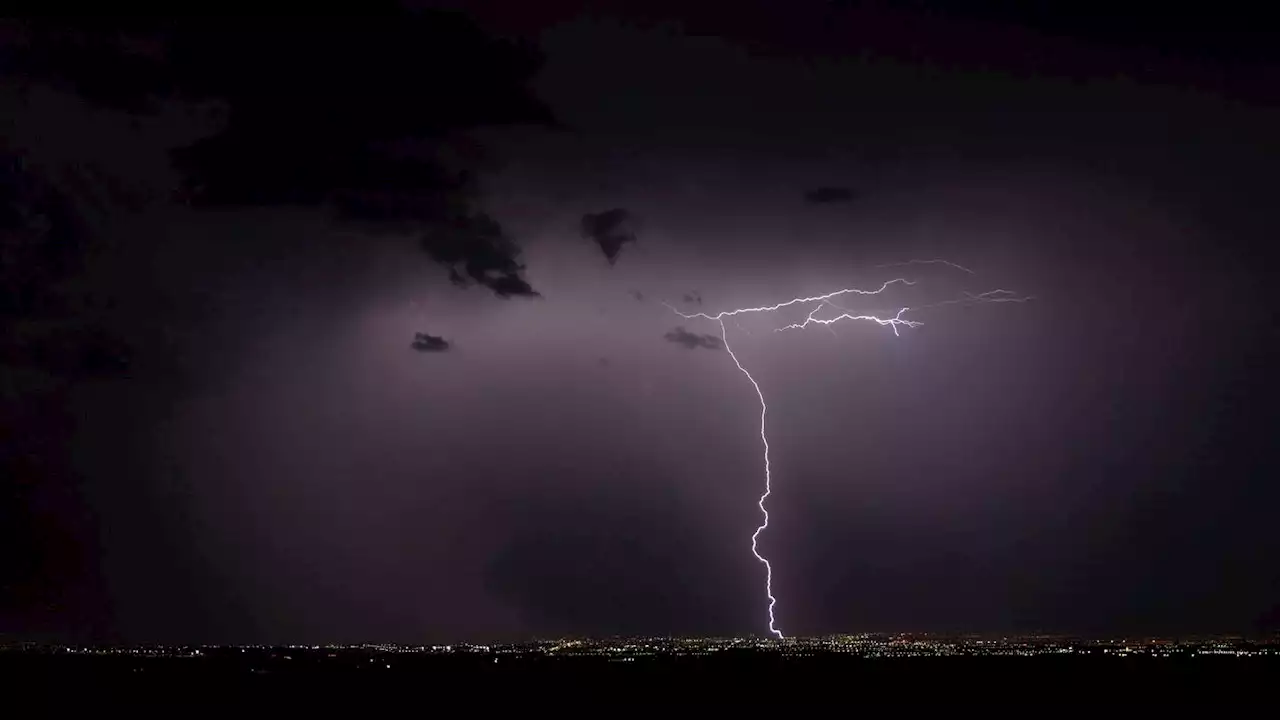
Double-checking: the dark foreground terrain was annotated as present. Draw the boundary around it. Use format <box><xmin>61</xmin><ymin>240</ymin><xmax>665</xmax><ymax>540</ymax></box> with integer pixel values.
<box><xmin>5</xmin><ymin>642</ymin><xmax>1277</xmax><ymax>707</ymax></box>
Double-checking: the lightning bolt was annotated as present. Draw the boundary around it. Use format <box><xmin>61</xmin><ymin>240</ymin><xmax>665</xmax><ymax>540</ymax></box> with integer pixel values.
<box><xmin>714</xmin><ymin>315</ymin><xmax>782</xmax><ymax>638</ymax></box>
<box><xmin>670</xmin><ymin>278</ymin><xmax>915</xmax><ymax>322</ymax></box>
<box><xmin>664</xmin><ymin>267</ymin><xmax>1030</xmax><ymax>639</ymax></box>
<box><xmin>775</xmin><ymin>305</ymin><xmax>921</xmax><ymax>336</ymax></box>
<box><xmin>875</xmin><ymin>258</ymin><xmax>976</xmax><ymax>275</ymax></box>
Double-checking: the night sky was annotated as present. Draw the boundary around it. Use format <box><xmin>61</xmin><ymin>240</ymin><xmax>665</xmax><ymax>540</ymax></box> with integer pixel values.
<box><xmin>3</xmin><ymin>3</ymin><xmax>1277</xmax><ymax>645</ymax></box>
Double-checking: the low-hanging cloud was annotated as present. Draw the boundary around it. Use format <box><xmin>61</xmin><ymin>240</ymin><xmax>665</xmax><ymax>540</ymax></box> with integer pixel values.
<box><xmin>581</xmin><ymin>208</ymin><xmax>639</xmax><ymax>264</ymax></box>
<box><xmin>663</xmin><ymin>326</ymin><xmax>724</xmax><ymax>351</ymax></box>
<box><xmin>411</xmin><ymin>332</ymin><xmax>450</xmax><ymax>352</ymax></box>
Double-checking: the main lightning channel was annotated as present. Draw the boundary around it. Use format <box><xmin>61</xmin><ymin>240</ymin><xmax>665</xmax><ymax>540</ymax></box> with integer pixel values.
<box><xmin>716</xmin><ymin>316</ymin><xmax>782</xmax><ymax>638</ymax></box>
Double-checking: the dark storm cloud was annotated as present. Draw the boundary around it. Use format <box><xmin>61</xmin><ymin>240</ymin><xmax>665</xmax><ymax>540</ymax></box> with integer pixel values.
<box><xmin>628</xmin><ymin>289</ymin><xmax>645</xmax><ymax>302</ymax></box>
<box><xmin>581</xmin><ymin>207</ymin><xmax>638</xmax><ymax>264</ymax></box>
<box><xmin>421</xmin><ymin>211</ymin><xmax>538</xmax><ymax>298</ymax></box>
<box><xmin>663</xmin><ymin>326</ymin><xmax>723</xmax><ymax>351</ymax></box>
<box><xmin>0</xmin><ymin>152</ymin><xmax>142</xmax><ymax>379</ymax></box>
<box><xmin>1</xmin><ymin>151</ymin><xmax>87</xmax><ymax>317</ymax></box>
<box><xmin>411</xmin><ymin>332</ymin><xmax>450</xmax><ymax>352</ymax></box>
<box><xmin>804</xmin><ymin>186</ymin><xmax>856</xmax><ymax>204</ymax></box>
<box><xmin>8</xmin><ymin>7</ymin><xmax>553</xmax><ymax>298</ymax></box>
<box><xmin>682</xmin><ymin>291</ymin><xmax>703</xmax><ymax>305</ymax></box>
<box><xmin>3</xmin><ymin>8</ymin><xmax>556</xmax><ymax>639</ymax></box>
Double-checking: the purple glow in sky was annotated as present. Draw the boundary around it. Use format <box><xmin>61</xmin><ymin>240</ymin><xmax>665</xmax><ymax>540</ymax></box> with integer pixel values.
<box><xmin>3</xmin><ymin>5</ymin><xmax>1277</xmax><ymax>645</ymax></box>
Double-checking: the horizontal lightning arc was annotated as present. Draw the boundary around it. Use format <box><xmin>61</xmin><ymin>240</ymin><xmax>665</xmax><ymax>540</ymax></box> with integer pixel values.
<box><xmin>775</xmin><ymin>305</ymin><xmax>922</xmax><ymax>337</ymax></box>
<box><xmin>874</xmin><ymin>258</ymin><xmax>976</xmax><ymax>275</ymax></box>
<box><xmin>922</xmin><ymin>289</ymin><xmax>1036</xmax><ymax>306</ymax></box>
<box><xmin>665</xmin><ymin>278</ymin><xmax>915</xmax><ymax>322</ymax></box>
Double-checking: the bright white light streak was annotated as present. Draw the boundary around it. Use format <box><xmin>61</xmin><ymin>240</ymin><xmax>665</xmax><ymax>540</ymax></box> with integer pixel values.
<box><xmin>664</xmin><ymin>266</ymin><xmax>1030</xmax><ymax>639</ymax></box>
<box><xmin>664</xmin><ymin>279</ymin><xmax>916</xmax><ymax>639</ymax></box>
<box><xmin>875</xmin><ymin>259</ymin><xmax>976</xmax><ymax>275</ymax></box>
